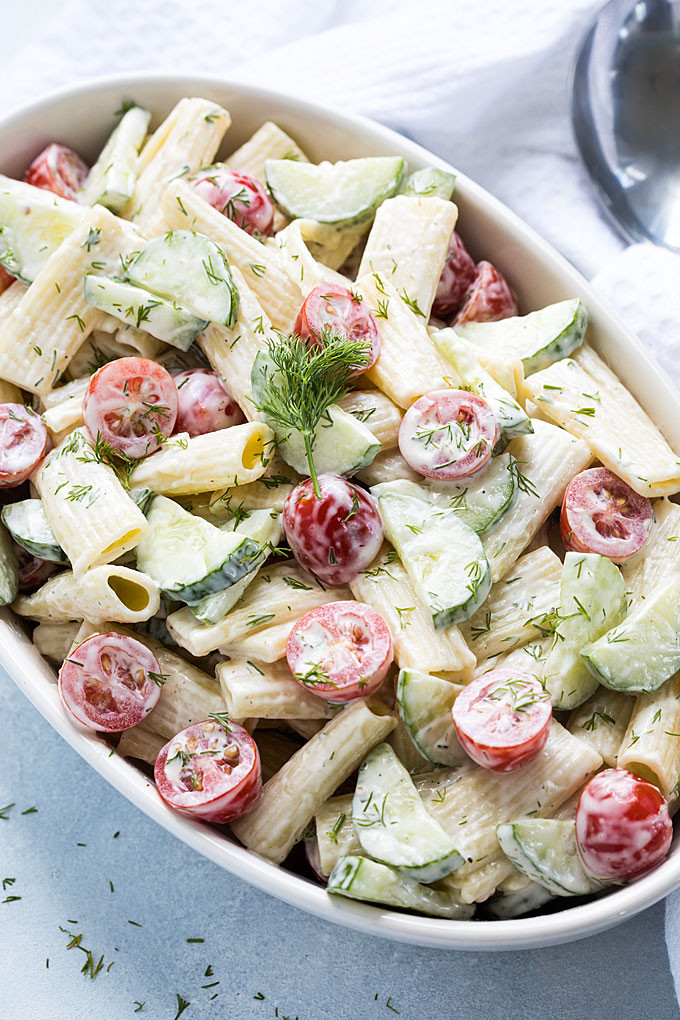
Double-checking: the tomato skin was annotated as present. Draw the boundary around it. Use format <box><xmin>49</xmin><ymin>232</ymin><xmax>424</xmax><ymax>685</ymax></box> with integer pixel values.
<box><xmin>294</xmin><ymin>283</ymin><xmax>380</xmax><ymax>374</ymax></box>
<box><xmin>24</xmin><ymin>143</ymin><xmax>89</xmax><ymax>200</ymax></box>
<box><xmin>398</xmin><ymin>389</ymin><xmax>498</xmax><ymax>480</ymax></box>
<box><xmin>173</xmin><ymin>369</ymin><xmax>245</xmax><ymax>437</ymax></box>
<box><xmin>286</xmin><ymin>601</ymin><xmax>393</xmax><ymax>703</ymax></box>
<box><xmin>17</xmin><ymin>547</ymin><xmax>62</xmax><ymax>592</ymax></box>
<box><xmin>560</xmin><ymin>467</ymin><xmax>653</xmax><ymax>563</ymax></box>
<box><xmin>0</xmin><ymin>266</ymin><xmax>14</xmax><ymax>295</ymax></box>
<box><xmin>452</xmin><ymin>670</ymin><xmax>552</xmax><ymax>773</ymax></box>
<box><xmin>83</xmin><ymin>357</ymin><xmax>178</xmax><ymax>459</ymax></box>
<box><xmin>576</xmin><ymin>768</ymin><xmax>672</xmax><ymax>881</ymax></box>
<box><xmin>0</xmin><ymin>404</ymin><xmax>48</xmax><ymax>487</ymax></box>
<box><xmin>58</xmin><ymin>632</ymin><xmax>162</xmax><ymax>732</ymax></box>
<box><xmin>432</xmin><ymin>233</ymin><xmax>476</xmax><ymax>319</ymax></box>
<box><xmin>155</xmin><ymin>719</ymin><xmax>262</xmax><ymax>823</ymax></box>
<box><xmin>283</xmin><ymin>474</ymin><xmax>384</xmax><ymax>585</ymax></box>
<box><xmin>190</xmin><ymin>166</ymin><xmax>274</xmax><ymax>237</ymax></box>
<box><xmin>453</xmin><ymin>260</ymin><xmax>518</xmax><ymax>325</ymax></box>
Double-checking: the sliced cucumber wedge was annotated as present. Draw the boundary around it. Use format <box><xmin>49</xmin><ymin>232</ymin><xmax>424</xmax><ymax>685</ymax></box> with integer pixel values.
<box><xmin>496</xmin><ymin>818</ymin><xmax>606</xmax><ymax>897</ymax></box>
<box><xmin>264</xmin><ymin>156</ymin><xmax>405</xmax><ymax>228</ymax></box>
<box><xmin>0</xmin><ymin>175</ymin><xmax>85</xmax><ymax>283</ymax></box>
<box><xmin>79</xmin><ymin>105</ymin><xmax>151</xmax><ymax>213</ymax></box>
<box><xmin>0</xmin><ymin>521</ymin><xmax>19</xmax><ymax>605</ymax></box>
<box><xmin>543</xmin><ymin>553</ymin><xmax>627</xmax><ymax>710</ymax></box>
<box><xmin>485</xmin><ymin>881</ymin><xmax>554</xmax><ymax>919</ymax></box>
<box><xmin>456</xmin><ymin>298</ymin><xmax>588</xmax><ymax>376</ymax></box>
<box><xmin>401</xmin><ymin>167</ymin><xmax>456</xmax><ymax>200</ymax></box>
<box><xmin>190</xmin><ymin>509</ymin><xmax>282</xmax><ymax>623</ymax></box>
<box><xmin>378</xmin><ymin>492</ymin><xmax>492</xmax><ymax>628</ymax></box>
<box><xmin>251</xmin><ymin>349</ymin><xmax>380</xmax><ymax>476</ymax></box>
<box><xmin>581</xmin><ymin>575</ymin><xmax>680</xmax><ymax>693</ymax></box>
<box><xmin>396</xmin><ymin>669</ymin><xmax>465</xmax><ymax>766</ymax></box>
<box><xmin>83</xmin><ymin>275</ymin><xmax>207</xmax><ymax>351</ymax></box>
<box><xmin>327</xmin><ymin>855</ymin><xmax>473</xmax><ymax>919</ymax></box>
<box><xmin>125</xmin><ymin>230</ymin><xmax>239</xmax><ymax>328</ymax></box>
<box><xmin>352</xmin><ymin>743</ymin><xmax>463</xmax><ymax>883</ymax></box>
<box><xmin>129</xmin><ymin>487</ymin><xmax>155</xmax><ymax>514</ymax></box>
<box><xmin>372</xmin><ymin>451</ymin><xmax>517</xmax><ymax>535</ymax></box>
<box><xmin>135</xmin><ymin>495</ymin><xmax>260</xmax><ymax>604</ymax></box>
<box><xmin>1</xmin><ymin>499</ymin><xmax>68</xmax><ymax>563</ymax></box>
<box><xmin>432</xmin><ymin>329</ymin><xmax>533</xmax><ymax>444</ymax></box>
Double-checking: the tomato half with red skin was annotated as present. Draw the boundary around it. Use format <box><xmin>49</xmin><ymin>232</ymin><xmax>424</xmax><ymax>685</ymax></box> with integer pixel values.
<box><xmin>294</xmin><ymin>283</ymin><xmax>380</xmax><ymax>374</ymax></box>
<box><xmin>576</xmin><ymin>768</ymin><xmax>672</xmax><ymax>881</ymax></box>
<box><xmin>560</xmin><ymin>467</ymin><xmax>653</xmax><ymax>563</ymax></box>
<box><xmin>24</xmin><ymin>143</ymin><xmax>89</xmax><ymax>200</ymax></box>
<box><xmin>283</xmin><ymin>474</ymin><xmax>384</xmax><ymax>585</ymax></box>
<box><xmin>0</xmin><ymin>266</ymin><xmax>14</xmax><ymax>295</ymax></box>
<box><xmin>190</xmin><ymin>166</ymin><xmax>274</xmax><ymax>237</ymax></box>
<box><xmin>453</xmin><ymin>260</ymin><xmax>518</xmax><ymax>325</ymax></box>
<box><xmin>287</xmin><ymin>601</ymin><xmax>392</xmax><ymax>703</ymax></box>
<box><xmin>0</xmin><ymin>404</ymin><xmax>48</xmax><ymax>487</ymax></box>
<box><xmin>155</xmin><ymin>718</ymin><xmax>261</xmax><ymax>823</ymax></box>
<box><xmin>173</xmin><ymin>368</ymin><xmax>245</xmax><ymax>437</ymax></box>
<box><xmin>83</xmin><ymin>357</ymin><xmax>178</xmax><ymax>459</ymax></box>
<box><xmin>452</xmin><ymin>669</ymin><xmax>552</xmax><ymax>773</ymax></box>
<box><xmin>17</xmin><ymin>547</ymin><xmax>62</xmax><ymax>592</ymax></box>
<box><xmin>58</xmin><ymin>632</ymin><xmax>162</xmax><ymax>732</ymax></box>
<box><xmin>398</xmin><ymin>389</ymin><xmax>498</xmax><ymax>480</ymax></box>
<box><xmin>432</xmin><ymin>232</ymin><xmax>476</xmax><ymax>319</ymax></box>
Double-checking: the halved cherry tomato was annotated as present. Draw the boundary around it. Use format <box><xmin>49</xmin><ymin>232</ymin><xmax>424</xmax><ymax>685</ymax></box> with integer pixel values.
<box><xmin>560</xmin><ymin>467</ymin><xmax>653</xmax><ymax>563</ymax></box>
<box><xmin>173</xmin><ymin>368</ymin><xmax>245</xmax><ymax>437</ymax></box>
<box><xmin>576</xmin><ymin>768</ymin><xmax>672</xmax><ymax>881</ymax></box>
<box><xmin>155</xmin><ymin>718</ymin><xmax>261</xmax><ymax>823</ymax></box>
<box><xmin>452</xmin><ymin>669</ymin><xmax>552</xmax><ymax>773</ymax></box>
<box><xmin>0</xmin><ymin>266</ymin><xmax>14</xmax><ymax>295</ymax></box>
<box><xmin>283</xmin><ymin>474</ymin><xmax>384</xmax><ymax>585</ymax></box>
<box><xmin>83</xmin><ymin>357</ymin><xmax>178</xmax><ymax>459</ymax></box>
<box><xmin>0</xmin><ymin>404</ymin><xmax>48</xmax><ymax>487</ymax></box>
<box><xmin>287</xmin><ymin>601</ymin><xmax>393</xmax><ymax>703</ymax></box>
<box><xmin>17</xmin><ymin>546</ymin><xmax>62</xmax><ymax>592</ymax></box>
<box><xmin>58</xmin><ymin>632</ymin><xmax>162</xmax><ymax>732</ymax></box>
<box><xmin>453</xmin><ymin>260</ymin><xmax>518</xmax><ymax>325</ymax></box>
<box><xmin>190</xmin><ymin>166</ymin><xmax>274</xmax><ymax>237</ymax></box>
<box><xmin>432</xmin><ymin>232</ymin><xmax>476</xmax><ymax>319</ymax></box>
<box><xmin>398</xmin><ymin>389</ymin><xmax>498</xmax><ymax>480</ymax></box>
<box><xmin>24</xmin><ymin>143</ymin><xmax>89</xmax><ymax>200</ymax></box>
<box><xmin>294</xmin><ymin>283</ymin><xmax>380</xmax><ymax>374</ymax></box>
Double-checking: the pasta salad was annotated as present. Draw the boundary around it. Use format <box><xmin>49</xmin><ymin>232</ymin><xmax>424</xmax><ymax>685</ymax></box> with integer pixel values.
<box><xmin>0</xmin><ymin>97</ymin><xmax>678</xmax><ymax>922</ymax></box>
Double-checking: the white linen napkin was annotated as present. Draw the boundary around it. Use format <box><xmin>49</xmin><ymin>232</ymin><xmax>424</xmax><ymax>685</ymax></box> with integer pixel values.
<box><xmin>3</xmin><ymin>0</ymin><xmax>680</xmax><ymax>991</ymax></box>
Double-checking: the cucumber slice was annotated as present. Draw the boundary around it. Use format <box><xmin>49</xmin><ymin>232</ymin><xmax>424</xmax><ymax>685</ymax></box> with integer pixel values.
<box><xmin>0</xmin><ymin>175</ymin><xmax>85</xmax><ymax>283</ymax></box>
<box><xmin>0</xmin><ymin>521</ymin><xmax>19</xmax><ymax>605</ymax></box>
<box><xmin>125</xmin><ymin>230</ymin><xmax>239</xmax><ymax>328</ymax></box>
<box><xmin>496</xmin><ymin>819</ymin><xmax>606</xmax><ymax>897</ymax></box>
<box><xmin>432</xmin><ymin>329</ymin><xmax>533</xmax><ymax>443</ymax></box>
<box><xmin>190</xmin><ymin>509</ymin><xmax>282</xmax><ymax>623</ymax></box>
<box><xmin>371</xmin><ymin>451</ymin><xmax>517</xmax><ymax>535</ymax></box>
<box><xmin>135</xmin><ymin>495</ymin><xmax>261</xmax><ymax>604</ymax></box>
<box><xmin>264</xmin><ymin>156</ymin><xmax>406</xmax><ymax>228</ymax></box>
<box><xmin>401</xmin><ymin>167</ymin><xmax>456</xmax><ymax>200</ymax></box>
<box><xmin>581</xmin><ymin>575</ymin><xmax>680</xmax><ymax>693</ymax></box>
<box><xmin>456</xmin><ymin>298</ymin><xmax>588</xmax><ymax>376</ymax></box>
<box><xmin>352</xmin><ymin>743</ymin><xmax>463</xmax><ymax>883</ymax></box>
<box><xmin>542</xmin><ymin>553</ymin><xmax>626</xmax><ymax>710</ymax></box>
<box><xmin>485</xmin><ymin>881</ymin><xmax>554</xmax><ymax>919</ymax></box>
<box><xmin>327</xmin><ymin>855</ymin><xmax>473</xmax><ymax>919</ymax></box>
<box><xmin>129</xmin><ymin>487</ymin><xmax>155</xmax><ymax>514</ymax></box>
<box><xmin>377</xmin><ymin>492</ymin><xmax>492</xmax><ymax>628</ymax></box>
<box><xmin>251</xmin><ymin>349</ymin><xmax>380</xmax><ymax>476</ymax></box>
<box><xmin>396</xmin><ymin>669</ymin><xmax>465</xmax><ymax>766</ymax></box>
<box><xmin>1</xmin><ymin>499</ymin><xmax>68</xmax><ymax>563</ymax></box>
<box><xmin>83</xmin><ymin>275</ymin><xmax>207</xmax><ymax>351</ymax></box>
<box><xmin>78</xmin><ymin>105</ymin><xmax>151</xmax><ymax>213</ymax></box>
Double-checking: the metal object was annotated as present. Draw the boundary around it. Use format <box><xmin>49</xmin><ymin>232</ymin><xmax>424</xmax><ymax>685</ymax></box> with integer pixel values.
<box><xmin>572</xmin><ymin>0</ymin><xmax>680</xmax><ymax>250</ymax></box>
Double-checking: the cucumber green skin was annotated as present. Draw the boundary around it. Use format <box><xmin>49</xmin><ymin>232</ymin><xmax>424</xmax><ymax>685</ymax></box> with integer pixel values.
<box><xmin>496</xmin><ymin>820</ymin><xmax>606</xmax><ymax>897</ymax></box>
<box><xmin>327</xmin><ymin>855</ymin><xmax>473</xmax><ymax>919</ymax></box>
<box><xmin>79</xmin><ymin>106</ymin><xmax>151</xmax><ymax>213</ymax></box>
<box><xmin>401</xmin><ymin>167</ymin><xmax>456</xmax><ymax>200</ymax></box>
<box><xmin>521</xmin><ymin>300</ymin><xmax>588</xmax><ymax>375</ymax></box>
<box><xmin>83</xmin><ymin>275</ymin><xmax>207</xmax><ymax>351</ymax></box>
<box><xmin>264</xmin><ymin>156</ymin><xmax>406</xmax><ymax>228</ymax></box>
<box><xmin>484</xmin><ymin>882</ymin><xmax>554</xmax><ymax>919</ymax></box>
<box><xmin>1</xmin><ymin>500</ymin><xmax>68</xmax><ymax>564</ymax></box>
<box><xmin>157</xmin><ymin>535</ymin><xmax>260</xmax><ymax>605</ymax></box>
<box><xmin>129</xmin><ymin>488</ymin><xmax>155</xmax><ymax>514</ymax></box>
<box><xmin>0</xmin><ymin>522</ymin><xmax>18</xmax><ymax>605</ymax></box>
<box><xmin>0</xmin><ymin>177</ymin><xmax>84</xmax><ymax>284</ymax></box>
<box><xmin>397</xmin><ymin>669</ymin><xmax>465</xmax><ymax>767</ymax></box>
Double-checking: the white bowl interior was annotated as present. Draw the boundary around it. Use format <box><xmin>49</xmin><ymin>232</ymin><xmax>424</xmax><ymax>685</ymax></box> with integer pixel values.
<box><xmin>1</xmin><ymin>73</ymin><xmax>679</xmax><ymax>950</ymax></box>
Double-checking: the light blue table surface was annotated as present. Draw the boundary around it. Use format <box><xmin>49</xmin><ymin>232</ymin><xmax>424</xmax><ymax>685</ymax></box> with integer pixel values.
<box><xmin>1</xmin><ymin>667</ymin><xmax>679</xmax><ymax>1020</ymax></box>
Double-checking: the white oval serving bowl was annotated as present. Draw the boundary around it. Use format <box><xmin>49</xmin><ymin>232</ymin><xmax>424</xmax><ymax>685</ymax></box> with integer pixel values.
<box><xmin>1</xmin><ymin>73</ymin><xmax>679</xmax><ymax>951</ymax></box>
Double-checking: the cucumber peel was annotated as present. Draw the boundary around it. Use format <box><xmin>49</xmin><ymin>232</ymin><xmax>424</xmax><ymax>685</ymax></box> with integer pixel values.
<box><xmin>401</xmin><ymin>167</ymin><xmax>456</xmax><ymax>200</ymax></box>
<box><xmin>79</xmin><ymin>105</ymin><xmax>151</xmax><ymax>213</ymax></box>
<box><xmin>83</xmin><ymin>275</ymin><xmax>207</xmax><ymax>350</ymax></box>
<box><xmin>396</xmin><ymin>669</ymin><xmax>465</xmax><ymax>766</ymax></box>
<box><xmin>327</xmin><ymin>855</ymin><xmax>473</xmax><ymax>919</ymax></box>
<box><xmin>496</xmin><ymin>818</ymin><xmax>606</xmax><ymax>897</ymax></box>
<box><xmin>1</xmin><ymin>499</ymin><xmax>68</xmax><ymax>564</ymax></box>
